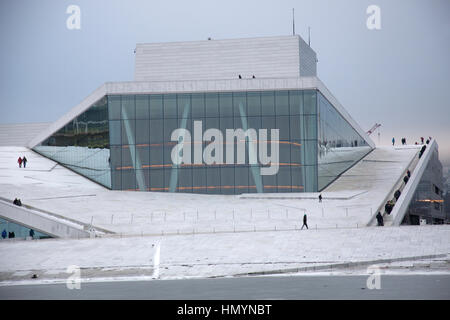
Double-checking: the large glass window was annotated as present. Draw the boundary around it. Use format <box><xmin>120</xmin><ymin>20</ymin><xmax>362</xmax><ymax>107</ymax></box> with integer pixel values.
<box><xmin>317</xmin><ymin>92</ymin><xmax>371</xmax><ymax>190</ymax></box>
<box><xmin>33</xmin><ymin>96</ymin><xmax>111</xmax><ymax>188</ymax></box>
<box><xmin>34</xmin><ymin>90</ymin><xmax>372</xmax><ymax>194</ymax></box>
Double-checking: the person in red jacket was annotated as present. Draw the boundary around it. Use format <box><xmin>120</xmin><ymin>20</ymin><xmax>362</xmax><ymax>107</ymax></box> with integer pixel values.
<box><xmin>17</xmin><ymin>157</ymin><xmax>22</xmax><ymax>168</ymax></box>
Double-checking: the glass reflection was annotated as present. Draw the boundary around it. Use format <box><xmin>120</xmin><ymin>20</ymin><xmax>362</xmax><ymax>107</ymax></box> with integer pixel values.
<box><xmin>33</xmin><ymin>96</ymin><xmax>111</xmax><ymax>188</ymax></box>
<box><xmin>317</xmin><ymin>93</ymin><xmax>372</xmax><ymax>190</ymax></box>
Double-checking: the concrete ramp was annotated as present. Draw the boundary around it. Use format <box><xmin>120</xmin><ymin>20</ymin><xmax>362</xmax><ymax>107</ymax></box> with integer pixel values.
<box><xmin>0</xmin><ymin>199</ymin><xmax>91</xmax><ymax>239</ymax></box>
<box><xmin>389</xmin><ymin>140</ymin><xmax>438</xmax><ymax>225</ymax></box>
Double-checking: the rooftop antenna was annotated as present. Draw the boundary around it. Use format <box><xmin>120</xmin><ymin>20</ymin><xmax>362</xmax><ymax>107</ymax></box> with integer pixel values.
<box><xmin>308</xmin><ymin>27</ymin><xmax>311</xmax><ymax>46</ymax></box>
<box><xmin>292</xmin><ymin>8</ymin><xmax>295</xmax><ymax>35</ymax></box>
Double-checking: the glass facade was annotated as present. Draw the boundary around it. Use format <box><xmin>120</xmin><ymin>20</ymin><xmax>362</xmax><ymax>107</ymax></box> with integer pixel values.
<box><xmin>33</xmin><ymin>96</ymin><xmax>111</xmax><ymax>188</ymax></box>
<box><xmin>33</xmin><ymin>89</ymin><xmax>373</xmax><ymax>194</ymax></box>
<box><xmin>108</xmin><ymin>90</ymin><xmax>318</xmax><ymax>194</ymax></box>
<box><xmin>317</xmin><ymin>93</ymin><xmax>372</xmax><ymax>190</ymax></box>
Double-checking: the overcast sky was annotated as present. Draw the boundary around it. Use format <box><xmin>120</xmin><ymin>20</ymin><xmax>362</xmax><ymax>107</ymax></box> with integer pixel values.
<box><xmin>0</xmin><ymin>0</ymin><xmax>449</xmax><ymax>165</ymax></box>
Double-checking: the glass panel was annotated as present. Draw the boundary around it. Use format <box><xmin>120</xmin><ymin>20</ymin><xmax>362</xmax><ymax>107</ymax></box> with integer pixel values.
<box><xmin>191</xmin><ymin>93</ymin><xmax>205</xmax><ymax>118</ymax></box>
<box><xmin>163</xmin><ymin>94</ymin><xmax>177</xmax><ymax>118</ymax></box>
<box><xmin>247</xmin><ymin>92</ymin><xmax>261</xmax><ymax>116</ymax></box>
<box><xmin>178</xmin><ymin>94</ymin><xmax>191</xmax><ymax>119</ymax></box>
<box><xmin>261</xmin><ymin>91</ymin><xmax>275</xmax><ymax>116</ymax></box>
<box><xmin>34</xmin><ymin>96</ymin><xmax>111</xmax><ymax>188</ymax></box>
<box><xmin>233</xmin><ymin>92</ymin><xmax>246</xmax><ymax>118</ymax></box>
<box><xmin>192</xmin><ymin>168</ymin><xmax>206</xmax><ymax>193</ymax></box>
<box><xmin>303</xmin><ymin>90</ymin><xmax>317</xmax><ymax>115</ymax></box>
<box><xmin>221</xmin><ymin>167</ymin><xmax>234</xmax><ymax>194</ymax></box>
<box><xmin>289</xmin><ymin>90</ymin><xmax>302</xmax><ymax>115</ymax></box>
<box><xmin>121</xmin><ymin>95</ymin><xmax>135</xmax><ymax>120</ymax></box>
<box><xmin>219</xmin><ymin>92</ymin><xmax>233</xmax><ymax>117</ymax></box>
<box><xmin>108</xmin><ymin>95</ymin><xmax>121</xmax><ymax>120</ymax></box>
<box><xmin>149</xmin><ymin>169</ymin><xmax>164</xmax><ymax>191</ymax></box>
<box><xmin>206</xmin><ymin>168</ymin><xmax>221</xmax><ymax>194</ymax></box>
<box><xmin>122</xmin><ymin>170</ymin><xmax>136</xmax><ymax>190</ymax></box>
<box><xmin>276</xmin><ymin>116</ymin><xmax>290</xmax><ymax>141</ymax></box>
<box><xmin>275</xmin><ymin>91</ymin><xmax>289</xmax><ymax>116</ymax></box>
<box><xmin>205</xmin><ymin>93</ymin><xmax>219</xmax><ymax>117</ymax></box>
<box><xmin>136</xmin><ymin>95</ymin><xmax>149</xmax><ymax>119</ymax></box>
<box><xmin>109</xmin><ymin>120</ymin><xmax>121</xmax><ymax>145</ymax></box>
<box><xmin>135</xmin><ymin>119</ymin><xmax>149</xmax><ymax>145</ymax></box>
<box><xmin>317</xmin><ymin>92</ymin><xmax>372</xmax><ymax>190</ymax></box>
<box><xmin>150</xmin><ymin>95</ymin><xmax>163</xmax><ymax>119</ymax></box>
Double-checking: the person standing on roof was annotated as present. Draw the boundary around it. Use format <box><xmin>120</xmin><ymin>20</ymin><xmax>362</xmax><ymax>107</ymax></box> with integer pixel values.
<box><xmin>22</xmin><ymin>156</ymin><xmax>28</xmax><ymax>168</ymax></box>
<box><xmin>392</xmin><ymin>137</ymin><xmax>395</xmax><ymax>146</ymax></box>
<box><xmin>17</xmin><ymin>157</ymin><xmax>22</xmax><ymax>168</ymax></box>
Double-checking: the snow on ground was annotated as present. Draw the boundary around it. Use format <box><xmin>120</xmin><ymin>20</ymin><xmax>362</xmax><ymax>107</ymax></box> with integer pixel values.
<box><xmin>0</xmin><ymin>224</ymin><xmax>449</xmax><ymax>283</ymax></box>
<box><xmin>0</xmin><ymin>146</ymin><xmax>420</xmax><ymax>236</ymax></box>
<box><xmin>1</xmin><ymin>146</ymin><xmax>448</xmax><ymax>284</ymax></box>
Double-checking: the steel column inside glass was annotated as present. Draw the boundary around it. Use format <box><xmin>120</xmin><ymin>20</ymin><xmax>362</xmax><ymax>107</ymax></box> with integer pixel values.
<box><xmin>33</xmin><ymin>89</ymin><xmax>372</xmax><ymax>194</ymax></box>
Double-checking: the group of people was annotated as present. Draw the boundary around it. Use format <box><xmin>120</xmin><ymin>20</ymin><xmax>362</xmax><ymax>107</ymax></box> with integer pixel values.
<box><xmin>17</xmin><ymin>156</ymin><xmax>28</xmax><ymax>168</ymax></box>
<box><xmin>392</xmin><ymin>136</ymin><xmax>432</xmax><ymax>146</ymax></box>
<box><xmin>1</xmin><ymin>230</ymin><xmax>15</xmax><ymax>239</ymax></box>
<box><xmin>1</xmin><ymin>229</ymin><xmax>35</xmax><ymax>239</ymax></box>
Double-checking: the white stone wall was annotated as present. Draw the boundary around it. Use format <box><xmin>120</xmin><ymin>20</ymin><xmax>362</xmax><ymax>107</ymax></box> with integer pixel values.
<box><xmin>134</xmin><ymin>36</ymin><xmax>312</xmax><ymax>81</ymax></box>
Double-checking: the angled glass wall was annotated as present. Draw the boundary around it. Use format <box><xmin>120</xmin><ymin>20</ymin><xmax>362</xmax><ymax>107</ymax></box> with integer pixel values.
<box><xmin>317</xmin><ymin>92</ymin><xmax>372</xmax><ymax>190</ymax></box>
<box><xmin>108</xmin><ymin>90</ymin><xmax>318</xmax><ymax>194</ymax></box>
<box><xmin>32</xmin><ymin>89</ymin><xmax>373</xmax><ymax>194</ymax></box>
<box><xmin>33</xmin><ymin>97</ymin><xmax>111</xmax><ymax>188</ymax></box>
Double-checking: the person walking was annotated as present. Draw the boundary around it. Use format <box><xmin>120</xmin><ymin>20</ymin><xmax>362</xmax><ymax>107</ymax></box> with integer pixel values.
<box><xmin>1</xmin><ymin>229</ymin><xmax>6</xmax><ymax>239</ymax></box>
<box><xmin>301</xmin><ymin>213</ymin><xmax>308</xmax><ymax>230</ymax></box>
<box><xmin>22</xmin><ymin>156</ymin><xmax>27</xmax><ymax>168</ymax></box>
<box><xmin>17</xmin><ymin>157</ymin><xmax>22</xmax><ymax>168</ymax></box>
<box><xmin>29</xmin><ymin>229</ymin><xmax>35</xmax><ymax>238</ymax></box>
<box><xmin>318</xmin><ymin>194</ymin><xmax>322</xmax><ymax>203</ymax></box>
<box><xmin>392</xmin><ymin>137</ymin><xmax>395</xmax><ymax>146</ymax></box>
<box><xmin>376</xmin><ymin>212</ymin><xmax>384</xmax><ymax>226</ymax></box>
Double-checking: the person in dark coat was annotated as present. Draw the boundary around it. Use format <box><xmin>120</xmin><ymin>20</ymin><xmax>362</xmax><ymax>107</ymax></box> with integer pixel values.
<box><xmin>392</xmin><ymin>137</ymin><xmax>395</xmax><ymax>146</ymax></box>
<box><xmin>22</xmin><ymin>156</ymin><xmax>27</xmax><ymax>168</ymax></box>
<box><xmin>394</xmin><ymin>189</ymin><xmax>401</xmax><ymax>200</ymax></box>
<box><xmin>385</xmin><ymin>201</ymin><xmax>394</xmax><ymax>214</ymax></box>
<box><xmin>403</xmin><ymin>176</ymin><xmax>409</xmax><ymax>184</ymax></box>
<box><xmin>376</xmin><ymin>212</ymin><xmax>384</xmax><ymax>226</ymax></box>
<box><xmin>1</xmin><ymin>229</ymin><xmax>6</xmax><ymax>239</ymax></box>
<box><xmin>407</xmin><ymin>170</ymin><xmax>411</xmax><ymax>178</ymax></box>
<box><xmin>318</xmin><ymin>194</ymin><xmax>322</xmax><ymax>203</ymax></box>
<box><xmin>301</xmin><ymin>213</ymin><xmax>308</xmax><ymax>230</ymax></box>
<box><xmin>29</xmin><ymin>229</ymin><xmax>35</xmax><ymax>238</ymax></box>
